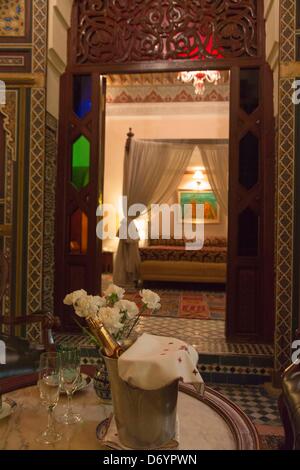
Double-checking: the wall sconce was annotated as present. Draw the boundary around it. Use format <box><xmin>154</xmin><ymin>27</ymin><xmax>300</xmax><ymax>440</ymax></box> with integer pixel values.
<box><xmin>193</xmin><ymin>170</ymin><xmax>205</xmax><ymax>188</ymax></box>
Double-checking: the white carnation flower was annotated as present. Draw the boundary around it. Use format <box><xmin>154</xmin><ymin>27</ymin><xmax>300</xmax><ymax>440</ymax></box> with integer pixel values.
<box><xmin>115</xmin><ymin>300</ymin><xmax>139</xmax><ymax>319</ymax></box>
<box><xmin>104</xmin><ymin>284</ymin><xmax>125</xmax><ymax>300</ymax></box>
<box><xmin>63</xmin><ymin>289</ymin><xmax>87</xmax><ymax>306</ymax></box>
<box><xmin>86</xmin><ymin>295</ymin><xmax>104</xmax><ymax>317</ymax></box>
<box><xmin>91</xmin><ymin>296</ymin><xmax>107</xmax><ymax>309</ymax></box>
<box><xmin>73</xmin><ymin>296</ymin><xmax>91</xmax><ymax>318</ymax></box>
<box><xmin>140</xmin><ymin>289</ymin><xmax>161</xmax><ymax>310</ymax></box>
<box><xmin>97</xmin><ymin>307</ymin><xmax>124</xmax><ymax>336</ymax></box>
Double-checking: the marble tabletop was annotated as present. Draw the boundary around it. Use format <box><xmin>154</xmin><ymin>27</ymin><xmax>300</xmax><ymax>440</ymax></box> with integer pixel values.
<box><xmin>0</xmin><ymin>382</ymin><xmax>259</xmax><ymax>450</ymax></box>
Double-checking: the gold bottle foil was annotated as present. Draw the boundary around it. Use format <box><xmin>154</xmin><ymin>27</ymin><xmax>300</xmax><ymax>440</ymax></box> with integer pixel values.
<box><xmin>86</xmin><ymin>317</ymin><xmax>123</xmax><ymax>358</ymax></box>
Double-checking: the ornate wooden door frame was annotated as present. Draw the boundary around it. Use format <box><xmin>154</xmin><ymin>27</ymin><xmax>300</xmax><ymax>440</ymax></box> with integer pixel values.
<box><xmin>55</xmin><ymin>0</ymin><xmax>275</xmax><ymax>342</ymax></box>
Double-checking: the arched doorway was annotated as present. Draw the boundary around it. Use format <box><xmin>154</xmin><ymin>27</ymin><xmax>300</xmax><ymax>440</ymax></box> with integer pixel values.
<box><xmin>55</xmin><ymin>0</ymin><xmax>275</xmax><ymax>343</ymax></box>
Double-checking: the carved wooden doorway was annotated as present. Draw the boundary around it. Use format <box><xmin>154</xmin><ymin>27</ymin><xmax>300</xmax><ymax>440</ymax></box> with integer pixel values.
<box><xmin>55</xmin><ymin>1</ymin><xmax>275</xmax><ymax>343</ymax></box>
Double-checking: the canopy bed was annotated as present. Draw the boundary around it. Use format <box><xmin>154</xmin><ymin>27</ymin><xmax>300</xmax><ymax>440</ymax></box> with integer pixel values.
<box><xmin>113</xmin><ymin>131</ymin><xmax>228</xmax><ymax>288</ymax></box>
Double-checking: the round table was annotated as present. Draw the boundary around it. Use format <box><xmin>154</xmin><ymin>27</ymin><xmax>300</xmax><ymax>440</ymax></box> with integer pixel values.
<box><xmin>0</xmin><ymin>374</ymin><xmax>259</xmax><ymax>450</ymax></box>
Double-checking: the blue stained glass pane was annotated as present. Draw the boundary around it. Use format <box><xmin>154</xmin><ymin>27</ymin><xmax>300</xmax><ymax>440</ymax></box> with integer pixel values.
<box><xmin>73</xmin><ymin>75</ymin><xmax>92</xmax><ymax>119</ymax></box>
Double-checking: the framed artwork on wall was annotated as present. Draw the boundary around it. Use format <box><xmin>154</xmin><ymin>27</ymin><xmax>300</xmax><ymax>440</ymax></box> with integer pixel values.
<box><xmin>178</xmin><ymin>190</ymin><xmax>220</xmax><ymax>224</ymax></box>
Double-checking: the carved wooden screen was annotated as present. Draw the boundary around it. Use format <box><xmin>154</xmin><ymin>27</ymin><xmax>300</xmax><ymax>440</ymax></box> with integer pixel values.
<box><xmin>69</xmin><ymin>0</ymin><xmax>263</xmax><ymax>67</ymax></box>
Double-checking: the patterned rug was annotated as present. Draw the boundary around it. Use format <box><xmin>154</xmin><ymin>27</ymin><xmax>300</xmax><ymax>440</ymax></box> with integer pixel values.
<box><xmin>102</xmin><ymin>274</ymin><xmax>226</xmax><ymax>320</ymax></box>
<box><xmin>125</xmin><ymin>290</ymin><xmax>226</xmax><ymax>320</ymax></box>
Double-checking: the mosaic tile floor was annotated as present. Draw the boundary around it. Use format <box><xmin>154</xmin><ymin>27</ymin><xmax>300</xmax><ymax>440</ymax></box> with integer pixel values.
<box><xmin>208</xmin><ymin>383</ymin><xmax>281</xmax><ymax>427</ymax></box>
<box><xmin>133</xmin><ymin>317</ymin><xmax>274</xmax><ymax>356</ymax></box>
<box><xmin>56</xmin><ymin>317</ymin><xmax>274</xmax><ymax>356</ymax></box>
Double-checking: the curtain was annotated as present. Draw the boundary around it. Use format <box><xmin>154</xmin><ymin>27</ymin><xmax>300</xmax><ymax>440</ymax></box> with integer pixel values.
<box><xmin>113</xmin><ymin>139</ymin><xmax>194</xmax><ymax>288</ymax></box>
<box><xmin>199</xmin><ymin>144</ymin><xmax>229</xmax><ymax>213</ymax></box>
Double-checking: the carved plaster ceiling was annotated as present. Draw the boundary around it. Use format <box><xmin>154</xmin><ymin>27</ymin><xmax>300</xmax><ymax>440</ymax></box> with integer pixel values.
<box><xmin>106</xmin><ymin>71</ymin><xmax>230</xmax><ymax>104</ymax></box>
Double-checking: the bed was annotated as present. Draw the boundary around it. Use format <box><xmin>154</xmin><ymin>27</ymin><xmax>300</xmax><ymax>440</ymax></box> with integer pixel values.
<box><xmin>139</xmin><ymin>237</ymin><xmax>227</xmax><ymax>284</ymax></box>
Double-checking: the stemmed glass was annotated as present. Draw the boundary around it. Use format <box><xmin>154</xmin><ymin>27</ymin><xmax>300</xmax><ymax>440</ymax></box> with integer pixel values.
<box><xmin>58</xmin><ymin>345</ymin><xmax>82</xmax><ymax>424</ymax></box>
<box><xmin>37</xmin><ymin>352</ymin><xmax>62</xmax><ymax>445</ymax></box>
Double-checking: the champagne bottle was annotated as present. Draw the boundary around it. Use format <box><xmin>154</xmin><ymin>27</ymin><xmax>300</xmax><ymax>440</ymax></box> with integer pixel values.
<box><xmin>86</xmin><ymin>317</ymin><xmax>124</xmax><ymax>358</ymax></box>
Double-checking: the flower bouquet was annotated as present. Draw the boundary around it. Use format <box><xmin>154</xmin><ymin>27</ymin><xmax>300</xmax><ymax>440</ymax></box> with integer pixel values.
<box><xmin>64</xmin><ymin>284</ymin><xmax>161</xmax><ymax>401</ymax></box>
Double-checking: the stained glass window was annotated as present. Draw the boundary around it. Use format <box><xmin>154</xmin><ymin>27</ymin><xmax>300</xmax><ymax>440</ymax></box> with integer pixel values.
<box><xmin>239</xmin><ymin>132</ymin><xmax>259</xmax><ymax>190</ymax></box>
<box><xmin>72</xmin><ymin>135</ymin><xmax>90</xmax><ymax>190</ymax></box>
<box><xmin>69</xmin><ymin>209</ymin><xmax>88</xmax><ymax>254</ymax></box>
<box><xmin>238</xmin><ymin>208</ymin><xmax>259</xmax><ymax>257</ymax></box>
<box><xmin>240</xmin><ymin>69</ymin><xmax>259</xmax><ymax>114</ymax></box>
<box><xmin>73</xmin><ymin>75</ymin><xmax>92</xmax><ymax>119</ymax></box>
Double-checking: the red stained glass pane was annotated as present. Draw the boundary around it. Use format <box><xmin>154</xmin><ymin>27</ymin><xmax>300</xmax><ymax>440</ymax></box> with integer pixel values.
<box><xmin>70</xmin><ymin>209</ymin><xmax>88</xmax><ymax>254</ymax></box>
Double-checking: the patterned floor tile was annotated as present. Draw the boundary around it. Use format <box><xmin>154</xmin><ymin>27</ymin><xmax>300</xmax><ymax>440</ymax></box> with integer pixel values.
<box><xmin>208</xmin><ymin>383</ymin><xmax>281</xmax><ymax>426</ymax></box>
<box><xmin>133</xmin><ymin>317</ymin><xmax>274</xmax><ymax>356</ymax></box>
<box><xmin>56</xmin><ymin>316</ymin><xmax>274</xmax><ymax>357</ymax></box>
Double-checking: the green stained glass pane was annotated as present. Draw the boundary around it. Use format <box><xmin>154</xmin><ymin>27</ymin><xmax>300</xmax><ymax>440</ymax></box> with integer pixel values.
<box><xmin>72</xmin><ymin>135</ymin><xmax>90</xmax><ymax>190</ymax></box>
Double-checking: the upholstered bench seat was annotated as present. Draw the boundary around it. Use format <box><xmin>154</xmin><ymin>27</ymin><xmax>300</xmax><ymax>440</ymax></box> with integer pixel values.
<box><xmin>140</xmin><ymin>237</ymin><xmax>227</xmax><ymax>284</ymax></box>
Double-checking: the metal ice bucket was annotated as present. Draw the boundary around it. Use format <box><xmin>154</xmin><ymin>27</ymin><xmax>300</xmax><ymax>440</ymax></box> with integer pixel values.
<box><xmin>104</xmin><ymin>356</ymin><xmax>178</xmax><ymax>449</ymax></box>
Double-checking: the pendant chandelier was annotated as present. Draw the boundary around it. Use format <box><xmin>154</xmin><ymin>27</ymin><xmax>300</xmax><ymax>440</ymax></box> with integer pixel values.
<box><xmin>178</xmin><ymin>71</ymin><xmax>221</xmax><ymax>96</ymax></box>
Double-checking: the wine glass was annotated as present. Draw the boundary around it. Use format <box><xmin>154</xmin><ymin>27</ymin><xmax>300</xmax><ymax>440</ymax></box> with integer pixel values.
<box><xmin>58</xmin><ymin>345</ymin><xmax>82</xmax><ymax>424</ymax></box>
<box><xmin>37</xmin><ymin>352</ymin><xmax>62</xmax><ymax>445</ymax></box>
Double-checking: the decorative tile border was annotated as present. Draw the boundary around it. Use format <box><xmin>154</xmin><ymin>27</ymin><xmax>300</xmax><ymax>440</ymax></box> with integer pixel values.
<box><xmin>274</xmin><ymin>1</ymin><xmax>297</xmax><ymax>375</ymax></box>
<box><xmin>0</xmin><ymin>56</ymin><xmax>24</xmax><ymax>67</ymax></box>
<box><xmin>32</xmin><ymin>0</ymin><xmax>47</xmax><ymax>74</ymax></box>
<box><xmin>107</xmin><ymin>85</ymin><xmax>229</xmax><ymax>104</ymax></box>
<box><xmin>280</xmin><ymin>0</ymin><xmax>296</xmax><ymax>63</ymax></box>
<box><xmin>43</xmin><ymin>112</ymin><xmax>58</xmax><ymax>313</ymax></box>
<box><xmin>26</xmin><ymin>0</ymin><xmax>48</xmax><ymax>313</ymax></box>
<box><xmin>198</xmin><ymin>363</ymin><xmax>273</xmax><ymax>385</ymax></box>
<box><xmin>199</xmin><ymin>363</ymin><xmax>272</xmax><ymax>377</ymax></box>
<box><xmin>79</xmin><ymin>356</ymin><xmax>272</xmax><ymax>385</ymax></box>
<box><xmin>27</xmin><ymin>87</ymin><xmax>46</xmax><ymax>313</ymax></box>
<box><xmin>275</xmin><ymin>78</ymin><xmax>295</xmax><ymax>373</ymax></box>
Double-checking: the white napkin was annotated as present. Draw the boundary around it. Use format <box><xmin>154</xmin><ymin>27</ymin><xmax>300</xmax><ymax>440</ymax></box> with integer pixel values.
<box><xmin>102</xmin><ymin>415</ymin><xmax>180</xmax><ymax>450</ymax></box>
<box><xmin>118</xmin><ymin>333</ymin><xmax>204</xmax><ymax>394</ymax></box>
